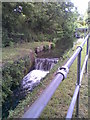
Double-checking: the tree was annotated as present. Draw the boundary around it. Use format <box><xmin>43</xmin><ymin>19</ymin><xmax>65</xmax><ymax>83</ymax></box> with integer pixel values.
<box><xmin>2</xmin><ymin>2</ymin><xmax>79</xmax><ymax>47</ymax></box>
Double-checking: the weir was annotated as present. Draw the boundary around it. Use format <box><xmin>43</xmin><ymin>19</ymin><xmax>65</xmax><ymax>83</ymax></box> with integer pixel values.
<box><xmin>35</xmin><ymin>58</ymin><xmax>59</xmax><ymax>71</ymax></box>
<box><xmin>21</xmin><ymin>58</ymin><xmax>59</xmax><ymax>92</ymax></box>
<box><xmin>2</xmin><ymin>58</ymin><xmax>59</xmax><ymax>118</ymax></box>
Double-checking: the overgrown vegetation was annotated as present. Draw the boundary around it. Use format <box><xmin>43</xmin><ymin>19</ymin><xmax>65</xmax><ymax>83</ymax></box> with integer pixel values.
<box><xmin>2</xmin><ymin>41</ymin><xmax>50</xmax><ymax>64</ymax></box>
<box><xmin>2</xmin><ymin>55</ymin><xmax>35</xmax><ymax>118</ymax></box>
<box><xmin>2</xmin><ymin>40</ymin><xmax>57</xmax><ymax>119</ymax></box>
<box><xmin>2</xmin><ymin>2</ymin><xmax>79</xmax><ymax>47</ymax></box>
<box><xmin>2</xmin><ymin>1</ymin><xmax>89</xmax><ymax>119</ymax></box>
<box><xmin>8</xmin><ymin>45</ymin><xmax>74</xmax><ymax>118</ymax></box>
<box><xmin>7</xmin><ymin>39</ymin><xmax>88</xmax><ymax>118</ymax></box>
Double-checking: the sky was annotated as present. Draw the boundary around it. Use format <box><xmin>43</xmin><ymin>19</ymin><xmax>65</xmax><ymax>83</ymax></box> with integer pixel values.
<box><xmin>71</xmin><ymin>0</ymin><xmax>90</xmax><ymax>15</ymax></box>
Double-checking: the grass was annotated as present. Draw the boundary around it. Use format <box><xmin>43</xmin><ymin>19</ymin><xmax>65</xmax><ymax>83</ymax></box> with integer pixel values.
<box><xmin>40</xmin><ymin>58</ymin><xmax>77</xmax><ymax>118</ymax></box>
<box><xmin>2</xmin><ymin>41</ymin><xmax>50</xmax><ymax>65</ymax></box>
<box><xmin>8</xmin><ymin>44</ymin><xmax>74</xmax><ymax>118</ymax></box>
<box><xmin>40</xmin><ymin>40</ymin><xmax>88</xmax><ymax>118</ymax></box>
<box><xmin>5</xmin><ymin>39</ymin><xmax>89</xmax><ymax>118</ymax></box>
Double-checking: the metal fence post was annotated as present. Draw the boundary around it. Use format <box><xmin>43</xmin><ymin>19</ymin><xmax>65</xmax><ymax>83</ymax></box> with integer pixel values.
<box><xmin>85</xmin><ymin>38</ymin><xmax>89</xmax><ymax>73</ymax></box>
<box><xmin>84</xmin><ymin>29</ymin><xmax>85</xmax><ymax>38</ymax></box>
<box><xmin>76</xmin><ymin>50</ymin><xmax>81</xmax><ymax>117</ymax></box>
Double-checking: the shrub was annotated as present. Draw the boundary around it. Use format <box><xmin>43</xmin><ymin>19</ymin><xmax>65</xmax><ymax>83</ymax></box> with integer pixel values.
<box><xmin>9</xmin><ymin>41</ymin><xmax>14</xmax><ymax>47</ymax></box>
<box><xmin>51</xmin><ymin>43</ymin><xmax>55</xmax><ymax>49</ymax></box>
<box><xmin>43</xmin><ymin>45</ymin><xmax>49</xmax><ymax>51</ymax></box>
<box><xmin>52</xmin><ymin>38</ymin><xmax>58</xmax><ymax>44</ymax></box>
<box><xmin>2</xmin><ymin>55</ymin><xmax>36</xmax><ymax>118</ymax></box>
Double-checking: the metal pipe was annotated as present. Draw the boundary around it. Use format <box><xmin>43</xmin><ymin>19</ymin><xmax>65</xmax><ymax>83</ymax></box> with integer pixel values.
<box><xmin>66</xmin><ymin>55</ymin><xmax>88</xmax><ymax>119</ymax></box>
<box><xmin>80</xmin><ymin>55</ymin><xmax>88</xmax><ymax>84</ymax></box>
<box><xmin>22</xmin><ymin>34</ymin><xmax>89</xmax><ymax>119</ymax></box>
<box><xmin>80</xmin><ymin>35</ymin><xmax>89</xmax><ymax>48</ymax></box>
<box><xmin>66</xmin><ymin>85</ymin><xmax>80</xmax><ymax>119</ymax></box>
<box><xmin>65</xmin><ymin>34</ymin><xmax>89</xmax><ymax>69</ymax></box>
<box><xmin>64</xmin><ymin>47</ymin><xmax>81</xmax><ymax>68</ymax></box>
<box><xmin>22</xmin><ymin>74</ymin><xmax>63</xmax><ymax>118</ymax></box>
<box><xmin>85</xmin><ymin>38</ymin><xmax>89</xmax><ymax>73</ymax></box>
<box><xmin>77</xmin><ymin>52</ymin><xmax>81</xmax><ymax>85</ymax></box>
<box><xmin>76</xmin><ymin>51</ymin><xmax>81</xmax><ymax>117</ymax></box>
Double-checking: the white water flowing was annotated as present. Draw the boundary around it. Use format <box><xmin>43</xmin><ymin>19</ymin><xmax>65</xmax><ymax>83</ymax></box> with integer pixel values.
<box><xmin>35</xmin><ymin>58</ymin><xmax>58</xmax><ymax>71</ymax></box>
<box><xmin>22</xmin><ymin>70</ymin><xmax>49</xmax><ymax>91</ymax></box>
<box><xmin>21</xmin><ymin>58</ymin><xmax>58</xmax><ymax>91</ymax></box>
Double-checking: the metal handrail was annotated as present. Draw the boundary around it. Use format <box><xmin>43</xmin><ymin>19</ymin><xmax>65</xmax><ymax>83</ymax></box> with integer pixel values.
<box><xmin>66</xmin><ymin>34</ymin><xmax>89</xmax><ymax>119</ymax></box>
<box><xmin>22</xmin><ymin>34</ymin><xmax>89</xmax><ymax>118</ymax></box>
<box><xmin>66</xmin><ymin>55</ymin><xmax>88</xmax><ymax>119</ymax></box>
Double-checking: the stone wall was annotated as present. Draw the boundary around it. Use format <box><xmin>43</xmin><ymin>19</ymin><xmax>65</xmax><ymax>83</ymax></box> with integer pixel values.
<box><xmin>35</xmin><ymin>43</ymin><xmax>55</xmax><ymax>54</ymax></box>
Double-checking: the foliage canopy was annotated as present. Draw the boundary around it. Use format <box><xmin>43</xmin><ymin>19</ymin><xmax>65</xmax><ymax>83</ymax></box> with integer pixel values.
<box><xmin>2</xmin><ymin>2</ymin><xmax>79</xmax><ymax>47</ymax></box>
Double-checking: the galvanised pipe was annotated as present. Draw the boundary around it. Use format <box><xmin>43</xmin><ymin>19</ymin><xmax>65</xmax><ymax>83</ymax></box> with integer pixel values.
<box><xmin>80</xmin><ymin>35</ymin><xmax>89</xmax><ymax>48</ymax></box>
<box><xmin>80</xmin><ymin>55</ymin><xmax>88</xmax><ymax>85</ymax></box>
<box><xmin>22</xmin><ymin>74</ymin><xmax>63</xmax><ymax>118</ymax></box>
<box><xmin>64</xmin><ymin>47</ymin><xmax>81</xmax><ymax>69</ymax></box>
<box><xmin>76</xmin><ymin>50</ymin><xmax>81</xmax><ymax>117</ymax></box>
<box><xmin>85</xmin><ymin>37</ymin><xmax>89</xmax><ymax>73</ymax></box>
<box><xmin>66</xmin><ymin>85</ymin><xmax>80</xmax><ymax>119</ymax></box>
<box><xmin>66</xmin><ymin>55</ymin><xmax>88</xmax><ymax>119</ymax></box>
<box><xmin>65</xmin><ymin>34</ymin><xmax>89</xmax><ymax>69</ymax></box>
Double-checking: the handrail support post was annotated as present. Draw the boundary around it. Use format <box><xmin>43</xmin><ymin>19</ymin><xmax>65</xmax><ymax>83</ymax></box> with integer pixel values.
<box><xmin>76</xmin><ymin>50</ymin><xmax>81</xmax><ymax>117</ymax></box>
<box><xmin>85</xmin><ymin>38</ymin><xmax>89</xmax><ymax>73</ymax></box>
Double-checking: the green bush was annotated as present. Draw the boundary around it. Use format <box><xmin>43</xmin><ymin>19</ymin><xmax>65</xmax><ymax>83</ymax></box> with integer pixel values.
<box><xmin>2</xmin><ymin>2</ymin><xmax>77</xmax><ymax>47</ymax></box>
<box><xmin>2</xmin><ymin>30</ymin><xmax>10</xmax><ymax>47</ymax></box>
<box><xmin>2</xmin><ymin>55</ymin><xmax>35</xmax><ymax>118</ymax></box>
<box><xmin>9</xmin><ymin>41</ymin><xmax>14</xmax><ymax>47</ymax></box>
<box><xmin>2</xmin><ymin>55</ymin><xmax>34</xmax><ymax>103</ymax></box>
<box><xmin>2</xmin><ymin>30</ymin><xmax>14</xmax><ymax>47</ymax></box>
<box><xmin>51</xmin><ymin>43</ymin><xmax>55</xmax><ymax>49</ymax></box>
<box><xmin>52</xmin><ymin>38</ymin><xmax>58</xmax><ymax>44</ymax></box>
<box><xmin>43</xmin><ymin>45</ymin><xmax>49</xmax><ymax>51</ymax></box>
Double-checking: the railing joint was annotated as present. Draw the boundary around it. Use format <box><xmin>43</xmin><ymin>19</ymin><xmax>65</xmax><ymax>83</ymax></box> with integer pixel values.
<box><xmin>76</xmin><ymin>83</ymin><xmax>81</xmax><ymax>87</ymax></box>
<box><xmin>77</xmin><ymin>46</ymin><xmax>83</xmax><ymax>51</ymax></box>
<box><xmin>56</xmin><ymin>66</ymin><xmax>69</xmax><ymax>80</ymax></box>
